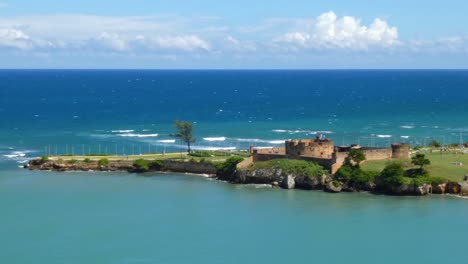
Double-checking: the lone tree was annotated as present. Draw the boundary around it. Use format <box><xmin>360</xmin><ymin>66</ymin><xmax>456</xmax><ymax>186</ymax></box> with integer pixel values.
<box><xmin>345</xmin><ymin>148</ymin><xmax>366</xmax><ymax>168</ymax></box>
<box><xmin>411</xmin><ymin>153</ymin><xmax>431</xmax><ymax>171</ymax></box>
<box><xmin>174</xmin><ymin>120</ymin><xmax>196</xmax><ymax>153</ymax></box>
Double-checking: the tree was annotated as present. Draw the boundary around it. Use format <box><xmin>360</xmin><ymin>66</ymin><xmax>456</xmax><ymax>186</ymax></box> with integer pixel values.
<box><xmin>379</xmin><ymin>162</ymin><xmax>405</xmax><ymax>186</ymax></box>
<box><xmin>428</xmin><ymin>140</ymin><xmax>441</xmax><ymax>148</ymax></box>
<box><xmin>174</xmin><ymin>120</ymin><xmax>196</xmax><ymax>153</ymax></box>
<box><xmin>345</xmin><ymin>148</ymin><xmax>366</xmax><ymax>168</ymax></box>
<box><xmin>411</xmin><ymin>153</ymin><xmax>431</xmax><ymax>171</ymax></box>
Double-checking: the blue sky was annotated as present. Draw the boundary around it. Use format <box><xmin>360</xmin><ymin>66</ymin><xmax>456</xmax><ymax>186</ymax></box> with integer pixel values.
<box><xmin>0</xmin><ymin>0</ymin><xmax>467</xmax><ymax>68</ymax></box>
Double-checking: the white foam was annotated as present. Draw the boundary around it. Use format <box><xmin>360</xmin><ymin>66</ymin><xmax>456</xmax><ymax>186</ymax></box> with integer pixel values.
<box><xmin>111</xmin><ymin>130</ymin><xmax>135</xmax><ymax>133</ymax></box>
<box><xmin>268</xmin><ymin>140</ymin><xmax>285</xmax><ymax>144</ymax></box>
<box><xmin>401</xmin><ymin>136</ymin><xmax>410</xmax><ymax>139</ymax></box>
<box><xmin>376</xmin><ymin>135</ymin><xmax>392</xmax><ymax>138</ymax></box>
<box><xmin>157</xmin><ymin>139</ymin><xmax>176</xmax><ymax>143</ymax></box>
<box><xmin>118</xmin><ymin>133</ymin><xmax>158</xmax><ymax>138</ymax></box>
<box><xmin>272</xmin><ymin>129</ymin><xmax>333</xmax><ymax>134</ymax></box>
<box><xmin>3</xmin><ymin>151</ymin><xmax>26</xmax><ymax>158</ymax></box>
<box><xmin>400</xmin><ymin>126</ymin><xmax>415</xmax><ymax>129</ymax></box>
<box><xmin>203</xmin><ymin>137</ymin><xmax>226</xmax><ymax>142</ymax></box>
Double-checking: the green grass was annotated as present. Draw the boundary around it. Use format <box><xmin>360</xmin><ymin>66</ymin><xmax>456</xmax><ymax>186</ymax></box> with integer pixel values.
<box><xmin>362</xmin><ymin>152</ymin><xmax>468</xmax><ymax>181</ymax></box>
<box><xmin>48</xmin><ymin>152</ymin><xmax>245</xmax><ymax>164</ymax></box>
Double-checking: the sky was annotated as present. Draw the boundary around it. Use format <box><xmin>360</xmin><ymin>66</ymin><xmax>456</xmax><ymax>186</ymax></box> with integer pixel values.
<box><xmin>0</xmin><ymin>0</ymin><xmax>467</xmax><ymax>69</ymax></box>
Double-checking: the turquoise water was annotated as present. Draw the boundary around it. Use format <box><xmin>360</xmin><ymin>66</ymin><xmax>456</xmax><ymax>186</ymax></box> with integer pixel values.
<box><xmin>1</xmin><ymin>167</ymin><xmax>467</xmax><ymax>263</ymax></box>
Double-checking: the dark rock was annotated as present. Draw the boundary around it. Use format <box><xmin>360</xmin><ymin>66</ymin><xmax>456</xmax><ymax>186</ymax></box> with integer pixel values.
<box><xmin>446</xmin><ymin>182</ymin><xmax>461</xmax><ymax>194</ymax></box>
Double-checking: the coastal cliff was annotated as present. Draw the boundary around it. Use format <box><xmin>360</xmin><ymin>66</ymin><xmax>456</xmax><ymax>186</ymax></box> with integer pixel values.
<box><xmin>232</xmin><ymin>167</ymin><xmax>466</xmax><ymax>196</ymax></box>
<box><xmin>26</xmin><ymin>157</ymin><xmax>468</xmax><ymax>196</ymax></box>
<box><xmin>27</xmin><ymin>158</ymin><xmax>218</xmax><ymax>176</ymax></box>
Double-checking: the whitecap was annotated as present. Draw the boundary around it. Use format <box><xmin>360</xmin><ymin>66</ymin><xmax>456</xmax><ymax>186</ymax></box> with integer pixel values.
<box><xmin>157</xmin><ymin>139</ymin><xmax>176</xmax><ymax>143</ymax></box>
<box><xmin>400</xmin><ymin>125</ymin><xmax>415</xmax><ymax>129</ymax></box>
<box><xmin>268</xmin><ymin>140</ymin><xmax>285</xmax><ymax>144</ymax></box>
<box><xmin>401</xmin><ymin>136</ymin><xmax>410</xmax><ymax>139</ymax></box>
<box><xmin>111</xmin><ymin>130</ymin><xmax>135</xmax><ymax>133</ymax></box>
<box><xmin>376</xmin><ymin>135</ymin><xmax>392</xmax><ymax>138</ymax></box>
<box><xmin>117</xmin><ymin>133</ymin><xmax>158</xmax><ymax>138</ymax></box>
<box><xmin>272</xmin><ymin>129</ymin><xmax>333</xmax><ymax>134</ymax></box>
<box><xmin>203</xmin><ymin>137</ymin><xmax>226</xmax><ymax>142</ymax></box>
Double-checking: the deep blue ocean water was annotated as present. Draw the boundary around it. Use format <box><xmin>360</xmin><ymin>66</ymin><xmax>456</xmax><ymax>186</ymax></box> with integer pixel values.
<box><xmin>1</xmin><ymin>70</ymin><xmax>468</xmax><ymax>263</ymax></box>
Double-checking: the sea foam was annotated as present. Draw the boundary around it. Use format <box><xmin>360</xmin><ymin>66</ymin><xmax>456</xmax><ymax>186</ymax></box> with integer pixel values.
<box><xmin>117</xmin><ymin>133</ymin><xmax>158</xmax><ymax>138</ymax></box>
<box><xmin>203</xmin><ymin>137</ymin><xmax>226</xmax><ymax>142</ymax></box>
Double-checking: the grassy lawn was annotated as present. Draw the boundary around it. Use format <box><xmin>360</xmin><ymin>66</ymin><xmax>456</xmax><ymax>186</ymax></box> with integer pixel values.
<box><xmin>48</xmin><ymin>152</ymin><xmax>244</xmax><ymax>163</ymax></box>
<box><xmin>362</xmin><ymin>151</ymin><xmax>468</xmax><ymax>181</ymax></box>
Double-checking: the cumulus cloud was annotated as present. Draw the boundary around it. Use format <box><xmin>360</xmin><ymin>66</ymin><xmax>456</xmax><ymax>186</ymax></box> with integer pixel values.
<box><xmin>0</xmin><ymin>28</ymin><xmax>33</xmax><ymax>49</ymax></box>
<box><xmin>275</xmin><ymin>11</ymin><xmax>399</xmax><ymax>50</ymax></box>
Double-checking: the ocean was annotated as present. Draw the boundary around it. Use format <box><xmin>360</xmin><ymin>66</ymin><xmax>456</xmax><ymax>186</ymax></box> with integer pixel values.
<box><xmin>1</xmin><ymin>70</ymin><xmax>467</xmax><ymax>263</ymax></box>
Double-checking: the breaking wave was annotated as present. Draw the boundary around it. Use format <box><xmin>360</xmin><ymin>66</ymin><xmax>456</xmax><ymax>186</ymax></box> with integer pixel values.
<box><xmin>111</xmin><ymin>129</ymin><xmax>135</xmax><ymax>133</ymax></box>
<box><xmin>376</xmin><ymin>135</ymin><xmax>392</xmax><ymax>138</ymax></box>
<box><xmin>203</xmin><ymin>137</ymin><xmax>226</xmax><ymax>142</ymax></box>
<box><xmin>117</xmin><ymin>133</ymin><xmax>159</xmax><ymax>138</ymax></box>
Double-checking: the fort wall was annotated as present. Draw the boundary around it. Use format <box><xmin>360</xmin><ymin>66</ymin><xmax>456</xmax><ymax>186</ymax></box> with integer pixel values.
<box><xmin>251</xmin><ymin>140</ymin><xmax>410</xmax><ymax>175</ymax></box>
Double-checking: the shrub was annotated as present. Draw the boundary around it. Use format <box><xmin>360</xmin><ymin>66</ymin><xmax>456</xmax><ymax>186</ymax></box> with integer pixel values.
<box><xmin>189</xmin><ymin>150</ymin><xmax>213</xmax><ymax>157</ymax></box>
<box><xmin>83</xmin><ymin>158</ymin><xmax>92</xmax><ymax>163</ymax></box>
<box><xmin>331</xmin><ymin>180</ymin><xmax>342</xmax><ymax>187</ymax></box>
<box><xmin>150</xmin><ymin>160</ymin><xmax>164</xmax><ymax>170</ymax></box>
<box><xmin>133</xmin><ymin>159</ymin><xmax>149</xmax><ymax>172</ymax></box>
<box><xmin>248</xmin><ymin>159</ymin><xmax>325</xmax><ymax>179</ymax></box>
<box><xmin>335</xmin><ymin>164</ymin><xmax>378</xmax><ymax>187</ymax></box>
<box><xmin>40</xmin><ymin>156</ymin><xmax>49</xmax><ymax>162</ymax></box>
<box><xmin>98</xmin><ymin>158</ymin><xmax>110</xmax><ymax>167</ymax></box>
<box><xmin>67</xmin><ymin>159</ymin><xmax>78</xmax><ymax>164</ymax></box>
<box><xmin>428</xmin><ymin>140</ymin><xmax>441</xmax><ymax>148</ymax></box>
<box><xmin>216</xmin><ymin>156</ymin><xmax>245</xmax><ymax>177</ymax></box>
<box><xmin>378</xmin><ymin>162</ymin><xmax>405</xmax><ymax>186</ymax></box>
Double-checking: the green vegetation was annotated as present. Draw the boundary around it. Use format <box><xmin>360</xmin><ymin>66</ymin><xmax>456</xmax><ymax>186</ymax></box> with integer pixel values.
<box><xmin>248</xmin><ymin>159</ymin><xmax>324</xmax><ymax>179</ymax></box>
<box><xmin>151</xmin><ymin>160</ymin><xmax>164</xmax><ymax>170</ymax></box>
<box><xmin>67</xmin><ymin>159</ymin><xmax>78</xmax><ymax>164</ymax></box>
<box><xmin>174</xmin><ymin>120</ymin><xmax>196</xmax><ymax>153</ymax></box>
<box><xmin>377</xmin><ymin>162</ymin><xmax>405</xmax><ymax>187</ymax></box>
<box><xmin>98</xmin><ymin>158</ymin><xmax>110</xmax><ymax>167</ymax></box>
<box><xmin>362</xmin><ymin>152</ymin><xmax>468</xmax><ymax>181</ymax></box>
<box><xmin>133</xmin><ymin>159</ymin><xmax>149</xmax><ymax>172</ymax></box>
<box><xmin>83</xmin><ymin>158</ymin><xmax>92</xmax><ymax>163</ymax></box>
<box><xmin>189</xmin><ymin>150</ymin><xmax>251</xmax><ymax>158</ymax></box>
<box><xmin>411</xmin><ymin>153</ymin><xmax>431</xmax><ymax>173</ymax></box>
<box><xmin>345</xmin><ymin>149</ymin><xmax>366</xmax><ymax>167</ymax></box>
<box><xmin>335</xmin><ymin>149</ymin><xmax>376</xmax><ymax>188</ymax></box>
<box><xmin>216</xmin><ymin>156</ymin><xmax>245</xmax><ymax>177</ymax></box>
<box><xmin>428</xmin><ymin>140</ymin><xmax>442</xmax><ymax>148</ymax></box>
<box><xmin>40</xmin><ymin>156</ymin><xmax>49</xmax><ymax>162</ymax></box>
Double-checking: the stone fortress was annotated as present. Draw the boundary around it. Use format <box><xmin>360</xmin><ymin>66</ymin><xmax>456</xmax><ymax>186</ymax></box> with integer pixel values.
<box><xmin>250</xmin><ymin>136</ymin><xmax>410</xmax><ymax>174</ymax></box>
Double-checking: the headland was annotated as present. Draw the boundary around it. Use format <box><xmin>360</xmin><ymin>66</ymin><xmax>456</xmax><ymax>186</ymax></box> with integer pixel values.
<box><xmin>26</xmin><ymin>136</ymin><xmax>468</xmax><ymax>197</ymax></box>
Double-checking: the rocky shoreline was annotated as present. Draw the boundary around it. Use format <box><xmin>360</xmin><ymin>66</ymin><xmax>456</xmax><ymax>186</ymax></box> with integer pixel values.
<box><xmin>26</xmin><ymin>158</ymin><xmax>468</xmax><ymax>197</ymax></box>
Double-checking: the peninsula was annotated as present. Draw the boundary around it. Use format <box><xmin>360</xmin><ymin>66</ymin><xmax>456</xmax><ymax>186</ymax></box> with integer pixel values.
<box><xmin>26</xmin><ymin>136</ymin><xmax>468</xmax><ymax>197</ymax></box>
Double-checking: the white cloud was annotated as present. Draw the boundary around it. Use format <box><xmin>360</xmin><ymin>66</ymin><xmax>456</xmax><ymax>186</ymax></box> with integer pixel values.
<box><xmin>0</xmin><ymin>28</ymin><xmax>32</xmax><ymax>49</ymax></box>
<box><xmin>223</xmin><ymin>35</ymin><xmax>256</xmax><ymax>52</ymax></box>
<box><xmin>275</xmin><ymin>11</ymin><xmax>399</xmax><ymax>50</ymax></box>
<box><xmin>96</xmin><ymin>32</ymin><xmax>128</xmax><ymax>51</ymax></box>
<box><xmin>143</xmin><ymin>35</ymin><xmax>210</xmax><ymax>51</ymax></box>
